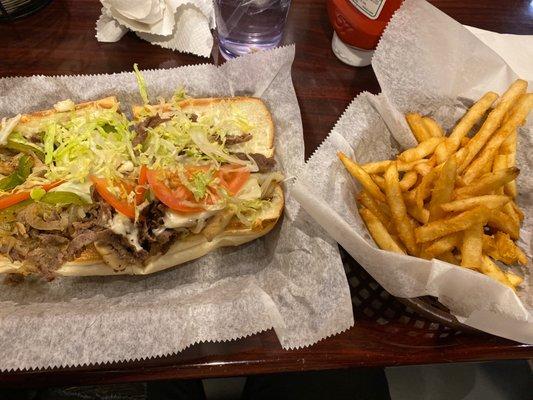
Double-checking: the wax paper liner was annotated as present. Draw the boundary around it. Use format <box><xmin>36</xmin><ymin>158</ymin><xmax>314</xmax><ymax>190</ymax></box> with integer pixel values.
<box><xmin>0</xmin><ymin>45</ymin><xmax>354</xmax><ymax>371</ymax></box>
<box><xmin>292</xmin><ymin>0</ymin><xmax>532</xmax><ymax>344</ymax></box>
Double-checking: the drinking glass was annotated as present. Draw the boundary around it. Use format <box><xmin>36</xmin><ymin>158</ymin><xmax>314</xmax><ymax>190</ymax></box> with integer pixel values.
<box><xmin>214</xmin><ymin>0</ymin><xmax>291</xmax><ymax>59</ymax></box>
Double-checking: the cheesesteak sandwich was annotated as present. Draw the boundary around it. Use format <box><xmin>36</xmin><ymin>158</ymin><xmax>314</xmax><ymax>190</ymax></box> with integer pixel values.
<box><xmin>0</xmin><ymin>92</ymin><xmax>283</xmax><ymax>280</ymax></box>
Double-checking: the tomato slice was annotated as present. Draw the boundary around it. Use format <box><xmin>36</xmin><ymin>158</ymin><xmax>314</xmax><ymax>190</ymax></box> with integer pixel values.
<box><xmin>146</xmin><ymin>164</ymin><xmax>251</xmax><ymax>214</ymax></box>
<box><xmin>218</xmin><ymin>164</ymin><xmax>250</xmax><ymax>195</ymax></box>
<box><xmin>0</xmin><ymin>180</ymin><xmax>64</xmax><ymax>210</ymax></box>
<box><xmin>91</xmin><ymin>176</ymin><xmax>136</xmax><ymax>219</ymax></box>
<box><xmin>146</xmin><ymin>168</ymin><xmax>203</xmax><ymax>213</ymax></box>
<box><xmin>135</xmin><ymin>165</ymin><xmax>148</xmax><ymax>205</ymax></box>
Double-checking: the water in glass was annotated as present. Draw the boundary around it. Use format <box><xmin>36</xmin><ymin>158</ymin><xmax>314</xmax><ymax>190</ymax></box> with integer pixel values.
<box><xmin>214</xmin><ymin>0</ymin><xmax>291</xmax><ymax>59</ymax></box>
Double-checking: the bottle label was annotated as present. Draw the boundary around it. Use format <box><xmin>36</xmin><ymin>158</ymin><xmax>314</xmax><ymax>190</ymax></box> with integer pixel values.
<box><xmin>349</xmin><ymin>0</ymin><xmax>387</xmax><ymax>20</ymax></box>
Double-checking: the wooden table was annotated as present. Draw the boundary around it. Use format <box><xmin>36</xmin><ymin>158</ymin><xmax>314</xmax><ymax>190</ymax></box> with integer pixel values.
<box><xmin>1</xmin><ymin>0</ymin><xmax>532</xmax><ymax>388</ymax></box>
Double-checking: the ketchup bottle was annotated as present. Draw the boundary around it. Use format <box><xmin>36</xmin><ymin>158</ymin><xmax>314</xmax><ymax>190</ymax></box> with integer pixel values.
<box><xmin>327</xmin><ymin>0</ymin><xmax>403</xmax><ymax>66</ymax></box>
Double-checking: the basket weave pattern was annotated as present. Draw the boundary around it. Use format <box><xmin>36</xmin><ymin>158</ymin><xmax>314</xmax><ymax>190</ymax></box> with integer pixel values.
<box><xmin>341</xmin><ymin>247</ymin><xmax>467</xmax><ymax>343</ymax></box>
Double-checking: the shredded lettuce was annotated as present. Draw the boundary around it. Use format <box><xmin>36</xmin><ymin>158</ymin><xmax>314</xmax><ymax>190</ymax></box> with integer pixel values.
<box><xmin>133</xmin><ymin>63</ymin><xmax>149</xmax><ymax>105</ymax></box>
<box><xmin>41</xmin><ymin>108</ymin><xmax>135</xmax><ymax>183</ymax></box>
<box><xmin>43</xmin><ymin>123</ymin><xmax>56</xmax><ymax>164</ymax></box>
<box><xmin>233</xmin><ymin>198</ymin><xmax>270</xmax><ymax>227</ymax></box>
<box><xmin>137</xmin><ymin>100</ymin><xmax>257</xmax><ymax>171</ymax></box>
<box><xmin>175</xmin><ymin>165</ymin><xmax>214</xmax><ymax>202</ymax></box>
<box><xmin>171</xmin><ymin>87</ymin><xmax>188</xmax><ymax>104</ymax></box>
<box><xmin>189</xmin><ymin>126</ymin><xmax>248</xmax><ymax>166</ymax></box>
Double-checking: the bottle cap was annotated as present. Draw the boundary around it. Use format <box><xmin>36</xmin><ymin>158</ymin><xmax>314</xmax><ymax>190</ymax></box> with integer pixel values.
<box><xmin>331</xmin><ymin>32</ymin><xmax>374</xmax><ymax>67</ymax></box>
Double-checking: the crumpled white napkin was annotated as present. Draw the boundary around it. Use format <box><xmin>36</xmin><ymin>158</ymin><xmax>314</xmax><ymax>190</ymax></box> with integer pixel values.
<box><xmin>95</xmin><ymin>0</ymin><xmax>216</xmax><ymax>58</ymax></box>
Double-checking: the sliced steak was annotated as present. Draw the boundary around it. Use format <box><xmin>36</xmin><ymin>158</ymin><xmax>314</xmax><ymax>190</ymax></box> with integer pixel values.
<box><xmin>72</xmin><ymin>201</ymin><xmax>112</xmax><ymax>232</ymax></box>
<box><xmin>94</xmin><ymin>230</ymin><xmax>149</xmax><ymax>271</ymax></box>
<box><xmin>23</xmin><ymin>234</ymin><xmax>69</xmax><ymax>281</ymax></box>
<box><xmin>149</xmin><ymin>230</ymin><xmax>179</xmax><ymax>257</ymax></box>
<box><xmin>132</xmin><ymin>115</ymin><xmax>169</xmax><ymax>147</ymax></box>
<box><xmin>234</xmin><ymin>153</ymin><xmax>275</xmax><ymax>172</ymax></box>
<box><xmin>63</xmin><ymin>230</ymin><xmax>99</xmax><ymax>261</ymax></box>
<box><xmin>138</xmin><ymin>201</ymin><xmax>178</xmax><ymax>256</ymax></box>
<box><xmin>0</xmin><ymin>237</ymin><xmax>29</xmax><ymax>262</ymax></box>
<box><xmin>18</xmin><ymin>203</ymin><xmax>68</xmax><ymax>231</ymax></box>
<box><xmin>224</xmin><ymin>133</ymin><xmax>253</xmax><ymax>145</ymax></box>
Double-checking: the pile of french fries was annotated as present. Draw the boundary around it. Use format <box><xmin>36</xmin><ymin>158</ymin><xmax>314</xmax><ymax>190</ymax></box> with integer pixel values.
<box><xmin>339</xmin><ymin>79</ymin><xmax>532</xmax><ymax>291</ymax></box>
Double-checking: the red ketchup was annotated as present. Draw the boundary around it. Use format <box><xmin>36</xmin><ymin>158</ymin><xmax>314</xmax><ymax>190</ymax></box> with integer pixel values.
<box><xmin>327</xmin><ymin>0</ymin><xmax>403</xmax><ymax>66</ymax></box>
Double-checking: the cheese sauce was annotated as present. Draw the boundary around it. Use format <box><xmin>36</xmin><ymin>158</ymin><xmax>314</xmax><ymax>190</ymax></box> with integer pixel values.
<box><xmin>109</xmin><ymin>213</ymin><xmax>143</xmax><ymax>251</ymax></box>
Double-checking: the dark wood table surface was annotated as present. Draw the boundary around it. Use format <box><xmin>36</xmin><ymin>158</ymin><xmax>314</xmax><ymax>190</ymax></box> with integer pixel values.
<box><xmin>1</xmin><ymin>0</ymin><xmax>532</xmax><ymax>388</ymax></box>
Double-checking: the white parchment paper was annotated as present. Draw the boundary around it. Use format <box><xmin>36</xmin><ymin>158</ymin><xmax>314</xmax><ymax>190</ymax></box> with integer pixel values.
<box><xmin>293</xmin><ymin>0</ymin><xmax>533</xmax><ymax>344</ymax></box>
<box><xmin>0</xmin><ymin>46</ymin><xmax>353</xmax><ymax>371</ymax></box>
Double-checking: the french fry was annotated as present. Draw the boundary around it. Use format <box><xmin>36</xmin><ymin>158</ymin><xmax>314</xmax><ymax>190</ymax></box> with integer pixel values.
<box><xmin>487</xmin><ymin>210</ymin><xmax>520</xmax><ymax>240</ymax></box>
<box><xmin>384</xmin><ymin>163</ymin><xmax>418</xmax><ymax>255</ymax></box>
<box><xmin>403</xmin><ymin>190</ymin><xmax>417</xmax><ymax>207</ymax></box>
<box><xmin>480</xmin><ymin>255</ymin><xmax>514</xmax><ymax>289</ymax></box>
<box><xmin>462</xmin><ymin>93</ymin><xmax>533</xmax><ymax>184</ymax></box>
<box><xmin>437</xmin><ymin>251</ymin><xmax>460</xmax><ymax>265</ymax></box>
<box><xmin>428</xmin><ymin>157</ymin><xmax>456</xmax><ymax>221</ymax></box>
<box><xmin>482</xmin><ymin>234</ymin><xmax>496</xmax><ymax>253</ymax></box>
<box><xmin>361</xmin><ymin>160</ymin><xmax>392</xmax><ymax>174</ymax></box>
<box><xmin>505</xmin><ymin>272</ymin><xmax>524</xmax><ymax>288</ymax></box>
<box><xmin>399</xmin><ymin>171</ymin><xmax>418</xmax><ymax>191</ymax></box>
<box><xmin>501</xmin><ymin>130</ymin><xmax>517</xmax><ymax>198</ymax></box>
<box><xmin>458</xmin><ymin>79</ymin><xmax>527</xmax><ymax>173</ymax></box>
<box><xmin>372</xmin><ymin>175</ymin><xmax>387</xmax><ymax>192</ymax></box>
<box><xmin>434</xmin><ymin>138</ymin><xmax>450</xmax><ymax>164</ymax></box>
<box><xmin>414</xmin><ymin>162</ymin><xmax>434</xmax><ymax>176</ymax></box>
<box><xmin>438</xmin><ymin>91</ymin><xmax>499</xmax><ymax>161</ymax></box>
<box><xmin>406</xmin><ymin>113</ymin><xmax>432</xmax><ymax>142</ymax></box>
<box><xmin>460</xmin><ymin>137</ymin><xmax>470</xmax><ymax>147</ymax></box>
<box><xmin>424</xmin><ymin>232</ymin><xmax>461</xmax><ymax>258</ymax></box>
<box><xmin>357</xmin><ymin>191</ymin><xmax>393</xmax><ymax>232</ymax></box>
<box><xmin>396</xmin><ymin>159</ymin><xmax>430</xmax><ymax>172</ymax></box>
<box><xmin>461</xmin><ymin>222</ymin><xmax>483</xmax><ymax>269</ymax></box>
<box><xmin>454</xmin><ymin>167</ymin><xmax>519</xmax><ymax>199</ymax></box>
<box><xmin>510</xmin><ymin>201</ymin><xmax>524</xmax><ymax>222</ymax></box>
<box><xmin>492</xmin><ymin>154</ymin><xmax>508</xmax><ymax>173</ymax></box>
<box><xmin>492</xmin><ymin>154</ymin><xmax>508</xmax><ymax>197</ymax></box>
<box><xmin>488</xmin><ymin>232</ymin><xmax>528</xmax><ymax>266</ymax></box>
<box><xmin>359</xmin><ymin>208</ymin><xmax>405</xmax><ymax>254</ymax></box>
<box><xmin>338</xmin><ymin>152</ymin><xmax>386</xmax><ymax>202</ymax></box>
<box><xmin>422</xmin><ymin>117</ymin><xmax>445</xmax><ymax>137</ymax></box>
<box><xmin>398</xmin><ymin>137</ymin><xmax>443</xmax><ymax>163</ymax></box>
<box><xmin>414</xmin><ymin>205</ymin><xmax>489</xmax><ymax>243</ymax></box>
<box><xmin>406</xmin><ymin>203</ymin><xmax>429</xmax><ymax>224</ymax></box>
<box><xmin>453</xmin><ymin>147</ymin><xmax>468</xmax><ymax>168</ymax></box>
<box><xmin>415</xmin><ymin>167</ymin><xmax>440</xmax><ymax>209</ymax></box>
<box><xmin>440</xmin><ymin>195</ymin><xmax>510</xmax><ymax>213</ymax></box>
<box><xmin>502</xmin><ymin>201</ymin><xmax>521</xmax><ymax>229</ymax></box>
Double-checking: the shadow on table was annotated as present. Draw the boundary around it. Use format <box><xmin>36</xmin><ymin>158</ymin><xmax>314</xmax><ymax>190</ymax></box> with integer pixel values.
<box><xmin>0</xmin><ymin>367</ymin><xmax>390</xmax><ymax>400</ymax></box>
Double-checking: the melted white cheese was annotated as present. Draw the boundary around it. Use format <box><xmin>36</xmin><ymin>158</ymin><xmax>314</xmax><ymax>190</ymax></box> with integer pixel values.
<box><xmin>49</xmin><ymin>180</ymin><xmax>93</xmax><ymax>203</ymax></box>
<box><xmin>235</xmin><ymin>177</ymin><xmax>261</xmax><ymax>201</ymax></box>
<box><xmin>109</xmin><ymin>213</ymin><xmax>143</xmax><ymax>252</ymax></box>
<box><xmin>163</xmin><ymin>209</ymin><xmax>217</xmax><ymax>229</ymax></box>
